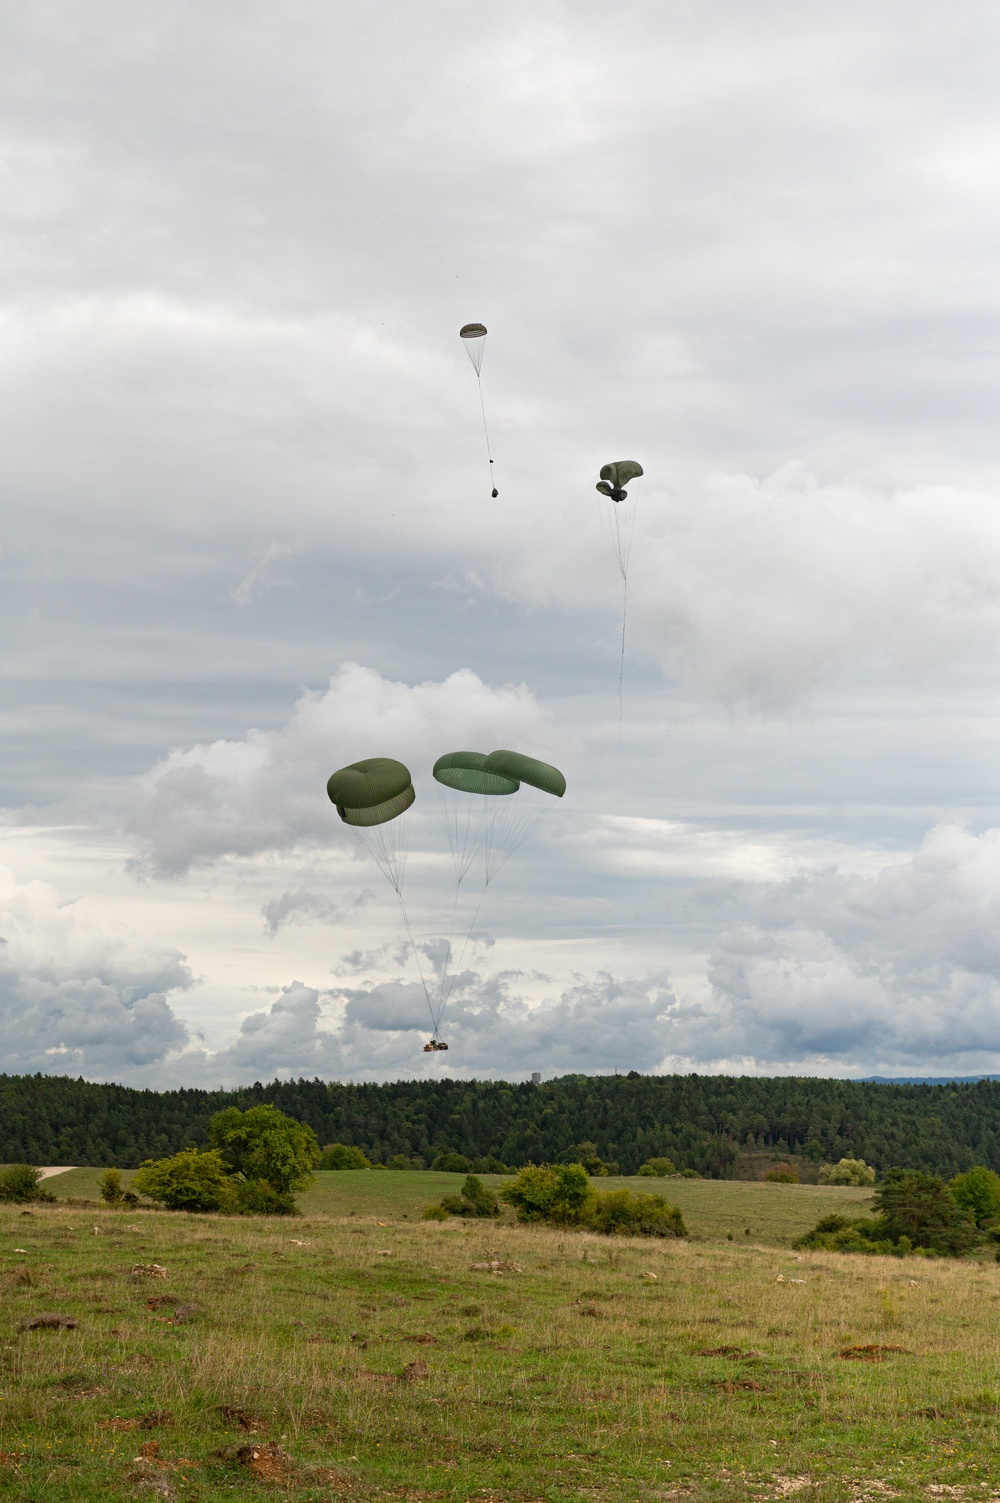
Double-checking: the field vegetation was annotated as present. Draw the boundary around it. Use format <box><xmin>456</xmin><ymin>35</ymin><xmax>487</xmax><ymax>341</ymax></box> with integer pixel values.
<box><xmin>2</xmin><ymin>1177</ymin><xmax>1000</xmax><ymax>1502</ymax></box>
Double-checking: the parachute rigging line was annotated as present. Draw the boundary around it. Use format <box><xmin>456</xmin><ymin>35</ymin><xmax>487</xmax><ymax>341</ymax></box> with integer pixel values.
<box><xmin>460</xmin><ymin>323</ymin><xmax>498</xmax><ymax>498</ymax></box>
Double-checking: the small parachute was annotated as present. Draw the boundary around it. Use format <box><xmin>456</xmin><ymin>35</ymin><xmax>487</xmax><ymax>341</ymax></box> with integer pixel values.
<box><xmin>595</xmin><ymin>460</ymin><xmax>645</xmax><ymax>738</ymax></box>
<box><xmin>459</xmin><ymin>322</ymin><xmax>498</xmax><ymax>498</ymax></box>
<box><xmin>596</xmin><ymin>460</ymin><xmax>643</xmax><ymax>504</ymax></box>
<box><xmin>429</xmin><ymin>747</ymin><xmax>566</xmax><ymax>1041</ymax></box>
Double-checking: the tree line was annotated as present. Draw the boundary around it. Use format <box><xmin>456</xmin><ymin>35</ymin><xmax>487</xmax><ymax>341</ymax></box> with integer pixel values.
<box><xmin>4</xmin><ymin>1070</ymin><xmax>1000</xmax><ymax>1176</ymax></box>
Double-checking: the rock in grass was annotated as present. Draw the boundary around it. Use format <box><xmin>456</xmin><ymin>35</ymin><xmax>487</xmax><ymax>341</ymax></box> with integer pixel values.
<box><xmin>19</xmin><ymin>1313</ymin><xmax>78</xmax><ymax>1330</ymax></box>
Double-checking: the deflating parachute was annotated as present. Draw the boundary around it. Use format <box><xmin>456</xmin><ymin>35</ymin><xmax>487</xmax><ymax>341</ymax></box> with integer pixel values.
<box><xmin>595</xmin><ymin>460</ymin><xmax>645</xmax><ymax>738</ymax></box>
<box><xmin>459</xmin><ymin>323</ymin><xmax>498</xmax><ymax>498</ymax></box>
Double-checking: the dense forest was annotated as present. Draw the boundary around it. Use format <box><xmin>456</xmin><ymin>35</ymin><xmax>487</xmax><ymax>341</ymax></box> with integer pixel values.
<box><xmin>2</xmin><ymin>1072</ymin><xmax>1000</xmax><ymax>1177</ymax></box>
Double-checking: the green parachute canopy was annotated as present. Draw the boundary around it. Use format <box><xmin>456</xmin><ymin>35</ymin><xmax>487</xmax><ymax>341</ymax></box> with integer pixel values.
<box><xmin>432</xmin><ymin>750</ymin><xmax>519</xmax><ymax>797</ymax></box>
<box><xmin>596</xmin><ymin>460</ymin><xmax>643</xmax><ymax>504</ymax></box>
<box><xmin>484</xmin><ymin>749</ymin><xmax>566</xmax><ymax>798</ymax></box>
<box><xmin>327</xmin><ymin>757</ymin><xmax>414</xmax><ymax>827</ymax></box>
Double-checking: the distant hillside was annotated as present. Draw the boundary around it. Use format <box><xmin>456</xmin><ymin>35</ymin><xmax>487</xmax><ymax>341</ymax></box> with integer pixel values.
<box><xmin>4</xmin><ymin>1071</ymin><xmax>1000</xmax><ymax>1178</ymax></box>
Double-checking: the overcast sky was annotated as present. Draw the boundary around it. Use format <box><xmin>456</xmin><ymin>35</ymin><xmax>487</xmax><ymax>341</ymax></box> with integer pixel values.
<box><xmin>4</xmin><ymin>1</ymin><xmax>1000</xmax><ymax>1085</ymax></box>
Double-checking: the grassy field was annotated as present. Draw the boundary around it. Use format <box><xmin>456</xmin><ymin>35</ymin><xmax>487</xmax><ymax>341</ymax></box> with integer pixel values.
<box><xmin>3</xmin><ymin>1181</ymin><xmax>1000</xmax><ymax>1501</ymax></box>
<box><xmin>49</xmin><ymin>1169</ymin><xmax>874</xmax><ymax>1246</ymax></box>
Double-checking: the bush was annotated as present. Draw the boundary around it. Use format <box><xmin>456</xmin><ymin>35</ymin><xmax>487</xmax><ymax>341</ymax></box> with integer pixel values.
<box><xmin>388</xmin><ymin>1154</ymin><xmax>422</xmax><ymax>1170</ymax></box>
<box><xmin>0</xmin><ymin>1165</ymin><xmax>54</xmax><ymax>1204</ymax></box>
<box><xmin>795</xmin><ymin>1213</ymin><xmax>898</xmax><ymax>1254</ymax></box>
<box><xmin>318</xmin><ymin>1143</ymin><xmax>371</xmax><ymax>1170</ymax></box>
<box><xmin>422</xmin><ymin>1203</ymin><xmax>449</xmax><ymax>1220</ymax></box>
<box><xmin>762</xmin><ymin>1164</ymin><xmax>799</xmax><ymax>1183</ymax></box>
<box><xmin>234</xmin><ymin>1179</ymin><xmax>296</xmax><ymax>1215</ymax></box>
<box><xmin>875</xmin><ymin>1169</ymin><xmax>978</xmax><ymax>1255</ymax></box>
<box><xmin>637</xmin><ymin>1157</ymin><xmax>676</xmax><ymax>1177</ymax></box>
<box><xmin>434</xmin><ymin>1174</ymin><xmax>500</xmax><ymax>1219</ymax></box>
<box><xmin>470</xmin><ymin>1156</ymin><xmax>509</xmax><ymax>1175</ymax></box>
<box><xmin>500</xmin><ymin>1164</ymin><xmax>595</xmax><ymax>1226</ymax></box>
<box><xmin>951</xmin><ymin>1166</ymin><xmax>1000</xmax><ymax>1228</ymax></box>
<box><xmin>797</xmin><ymin>1169</ymin><xmax>981</xmax><ymax>1256</ymax></box>
<box><xmin>819</xmin><ymin>1157</ymin><xmax>876</xmax><ymax>1186</ymax></box>
<box><xmin>679</xmin><ymin>1168</ymin><xmax>701</xmax><ymax>1178</ymax></box>
<box><xmin>98</xmin><ymin>1168</ymin><xmax>124</xmax><ymax>1204</ymax></box>
<box><xmin>590</xmin><ymin>1189</ymin><xmax>687</xmax><ymax>1237</ymax></box>
<box><xmin>431</xmin><ymin>1152</ymin><xmax>471</xmax><ymax>1173</ymax></box>
<box><xmin>133</xmin><ymin>1150</ymin><xmax>236</xmax><ymax>1213</ymax></box>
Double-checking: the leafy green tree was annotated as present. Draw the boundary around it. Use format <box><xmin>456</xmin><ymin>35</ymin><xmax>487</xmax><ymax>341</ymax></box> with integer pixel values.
<box><xmin>590</xmin><ymin>1189</ymin><xmax>686</xmax><ymax>1237</ymax></box>
<box><xmin>875</xmin><ymin>1169</ymin><xmax>977</xmax><ymax>1255</ymax></box>
<box><xmin>501</xmin><ymin>1164</ymin><xmax>595</xmax><ymax>1226</ymax></box>
<box><xmin>574</xmin><ymin>1141</ymin><xmax>615</xmax><ymax>1176</ymax></box>
<box><xmin>470</xmin><ymin>1156</ymin><xmax>509</xmax><ymax>1174</ymax></box>
<box><xmin>0</xmin><ymin>1165</ymin><xmax>54</xmax><ymax>1203</ymax></box>
<box><xmin>133</xmin><ymin>1150</ymin><xmax>236</xmax><ymax>1212</ymax></box>
<box><xmin>637</xmin><ymin>1157</ymin><xmax>676</xmax><ymax>1177</ymax></box>
<box><xmin>209</xmin><ymin>1105</ymin><xmax>319</xmax><ymax>1194</ymax></box>
<box><xmin>318</xmin><ymin>1143</ymin><xmax>371</xmax><ymax>1170</ymax></box>
<box><xmin>98</xmin><ymin>1168</ymin><xmax>124</xmax><ymax>1204</ymax></box>
<box><xmin>431</xmin><ymin>1152</ymin><xmax>471</xmax><ymax>1173</ymax></box>
<box><xmin>951</xmin><ymin>1165</ymin><xmax>1000</xmax><ymax>1227</ymax></box>
<box><xmin>819</xmin><ymin>1157</ymin><xmax>876</xmax><ymax>1186</ymax></box>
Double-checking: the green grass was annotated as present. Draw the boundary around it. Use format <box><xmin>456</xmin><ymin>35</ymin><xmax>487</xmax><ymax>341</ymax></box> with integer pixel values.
<box><xmin>50</xmin><ymin>1168</ymin><xmax>874</xmax><ymax>1244</ymax></box>
<box><xmin>3</xmin><ymin>1183</ymin><xmax>1000</xmax><ymax>1501</ymax></box>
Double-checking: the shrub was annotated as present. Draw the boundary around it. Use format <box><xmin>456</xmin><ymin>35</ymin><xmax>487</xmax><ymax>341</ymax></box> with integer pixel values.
<box><xmin>637</xmin><ymin>1157</ymin><xmax>676</xmax><ymax>1177</ymax></box>
<box><xmin>679</xmin><ymin>1168</ymin><xmax>701</xmax><ymax>1178</ymax></box>
<box><xmin>500</xmin><ymin>1164</ymin><xmax>595</xmax><ymax>1226</ymax></box>
<box><xmin>471</xmin><ymin>1156</ymin><xmax>509</xmax><ymax>1175</ymax></box>
<box><xmin>388</xmin><ymin>1154</ymin><xmax>422</xmax><ymax>1171</ymax></box>
<box><xmin>422</xmin><ymin>1203</ymin><xmax>449</xmax><ymax>1220</ymax></box>
<box><xmin>318</xmin><ymin>1143</ymin><xmax>371</xmax><ymax>1170</ymax></box>
<box><xmin>437</xmin><ymin>1174</ymin><xmax>500</xmax><ymax>1218</ymax></box>
<box><xmin>209</xmin><ymin>1104</ymin><xmax>319</xmax><ymax>1194</ymax></box>
<box><xmin>875</xmin><ymin>1169</ymin><xmax>978</xmax><ymax>1255</ymax></box>
<box><xmin>234</xmin><ymin>1179</ymin><xmax>297</xmax><ymax>1215</ymax></box>
<box><xmin>98</xmin><ymin>1168</ymin><xmax>124</xmax><ymax>1204</ymax></box>
<box><xmin>795</xmin><ymin>1213</ymin><xmax>898</xmax><ymax>1254</ymax></box>
<box><xmin>431</xmin><ymin>1152</ymin><xmax>471</xmax><ymax>1173</ymax></box>
<box><xmin>590</xmin><ymin>1189</ymin><xmax>687</xmax><ymax>1238</ymax></box>
<box><xmin>0</xmin><ymin>1165</ymin><xmax>54</xmax><ymax>1204</ymax></box>
<box><xmin>951</xmin><ymin>1166</ymin><xmax>1000</xmax><ymax>1228</ymax></box>
<box><xmin>762</xmin><ymin>1164</ymin><xmax>799</xmax><ymax>1183</ymax></box>
<box><xmin>819</xmin><ymin>1157</ymin><xmax>876</xmax><ymax>1186</ymax></box>
<box><xmin>133</xmin><ymin>1150</ymin><xmax>236</xmax><ymax>1213</ymax></box>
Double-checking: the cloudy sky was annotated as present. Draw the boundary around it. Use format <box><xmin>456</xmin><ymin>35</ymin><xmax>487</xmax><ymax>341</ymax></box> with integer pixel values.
<box><xmin>4</xmin><ymin>1</ymin><xmax>1000</xmax><ymax>1085</ymax></box>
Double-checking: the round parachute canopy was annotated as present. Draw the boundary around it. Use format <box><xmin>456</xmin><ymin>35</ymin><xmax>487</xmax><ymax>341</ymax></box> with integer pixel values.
<box><xmin>459</xmin><ymin>322</ymin><xmax>488</xmax><ymax>375</ymax></box>
<box><xmin>596</xmin><ymin>459</ymin><xmax>643</xmax><ymax>502</ymax></box>
<box><xmin>338</xmin><ymin>784</ymin><xmax>415</xmax><ymax>827</ymax></box>
<box><xmin>433</xmin><ymin>750</ymin><xmax>519</xmax><ymax>797</ymax></box>
<box><xmin>327</xmin><ymin>757</ymin><xmax>414</xmax><ymax>827</ymax></box>
<box><xmin>484</xmin><ymin>750</ymin><xmax>566</xmax><ymax>798</ymax></box>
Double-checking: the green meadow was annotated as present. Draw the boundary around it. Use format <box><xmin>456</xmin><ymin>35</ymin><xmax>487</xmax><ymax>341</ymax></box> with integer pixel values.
<box><xmin>2</xmin><ymin>1173</ymin><xmax>999</xmax><ymax>1501</ymax></box>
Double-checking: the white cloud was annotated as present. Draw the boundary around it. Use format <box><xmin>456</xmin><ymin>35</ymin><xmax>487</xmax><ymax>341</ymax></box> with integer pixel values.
<box><xmin>689</xmin><ymin>823</ymin><xmax>1000</xmax><ymax>1072</ymax></box>
<box><xmin>125</xmin><ymin>663</ymin><xmax>553</xmax><ymax>875</ymax></box>
<box><xmin>0</xmin><ymin>867</ymin><xmax>192</xmax><ymax>1076</ymax></box>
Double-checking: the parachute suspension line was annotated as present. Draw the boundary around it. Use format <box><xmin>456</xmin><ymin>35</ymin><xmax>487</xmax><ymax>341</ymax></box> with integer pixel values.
<box><xmin>349</xmin><ymin>818</ymin><xmax>436</xmax><ymax>1036</ymax></box>
<box><xmin>599</xmin><ymin>485</ymin><xmax>640</xmax><ymax>747</ymax></box>
<box><xmin>434</xmin><ymin>795</ymin><xmax>553</xmax><ymax>1038</ymax></box>
<box><xmin>393</xmin><ymin>888</ymin><xmax>438</xmax><ymax>1037</ymax></box>
<box><xmin>434</xmin><ymin>788</ymin><xmax>486</xmax><ymax>1035</ymax></box>
<box><xmin>477</xmin><ymin>375</ymin><xmax>497</xmax><ymax>497</ymax></box>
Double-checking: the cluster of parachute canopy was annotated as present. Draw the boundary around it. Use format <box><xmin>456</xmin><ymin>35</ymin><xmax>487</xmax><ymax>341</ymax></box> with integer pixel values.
<box><xmin>327</xmin><ymin>749</ymin><xmax>565</xmax><ymax>1049</ymax></box>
